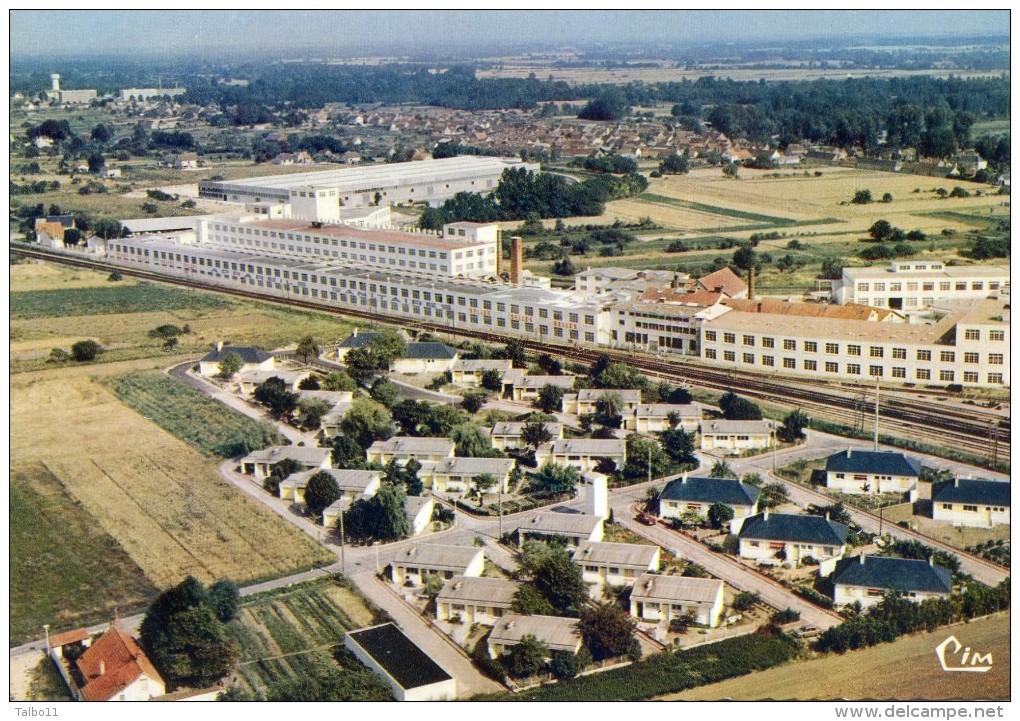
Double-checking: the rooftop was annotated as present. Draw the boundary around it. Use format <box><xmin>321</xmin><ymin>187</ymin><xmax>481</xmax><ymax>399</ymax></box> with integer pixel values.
<box><xmin>402</xmin><ymin>342</ymin><xmax>459</xmax><ymax>360</ymax></box>
<box><xmin>436</xmin><ymin>575</ymin><xmax>521</xmax><ymax>606</ymax></box>
<box><xmin>286</xmin><ymin>468</ymin><xmax>381</xmax><ymax>492</ymax></box>
<box><xmin>574</xmin><ymin>388</ymin><xmax>642</xmax><ymax>402</ymax></box>
<box><xmin>489</xmin><ymin>614</ymin><xmax>581</xmax><ymax>653</ymax></box>
<box><xmin>636</xmin><ymin>403</ymin><xmax>701</xmax><ymax>417</ymax></box>
<box><xmin>825</xmin><ymin>449</ymin><xmax>922</xmax><ymax>477</ymax></box>
<box><xmin>832</xmin><ymin>555</ymin><xmax>953</xmax><ymax>595</ymax></box>
<box><xmin>201</xmin><ymin>345</ymin><xmax>273</xmax><ymax>364</ymax></box>
<box><xmin>722</xmin><ymin>298</ymin><xmax>900</xmax><ymax>323</ymax></box>
<box><xmin>523</xmin><ymin>512</ymin><xmax>603</xmax><ymax>536</ymax></box>
<box><xmin>369</xmin><ymin>436</ymin><xmax>455</xmax><ymax>455</ymax></box>
<box><xmin>931</xmin><ymin>478</ymin><xmax>1011</xmax><ymax>507</ymax></box>
<box><xmin>490</xmin><ymin>421</ymin><xmax>563</xmax><ymax>436</ymax></box>
<box><xmin>630</xmin><ymin>574</ymin><xmax>724</xmax><ymax>605</ymax></box>
<box><xmin>393</xmin><ymin>544</ymin><xmax>482</xmax><ymax>571</ymax></box>
<box><xmin>543</xmin><ymin>438</ymin><xmax>626</xmax><ymax>455</ymax></box>
<box><xmin>701</xmin><ymin>420</ymin><xmax>774</xmax><ymax>435</ymax></box>
<box><xmin>660</xmin><ymin>476</ymin><xmax>760</xmax><ymax>507</ymax></box>
<box><xmin>345</xmin><ymin>623</ymin><xmax>452</xmax><ymax>690</ymax></box>
<box><xmin>240</xmin><ymin>445</ymin><xmax>330</xmax><ymax>466</ymax></box>
<box><xmin>433</xmin><ymin>457</ymin><xmax>516</xmax><ymax>476</ymax></box>
<box><xmin>75</xmin><ymin>624</ymin><xmax>165</xmax><ymax>702</ymax></box>
<box><xmin>573</xmin><ymin>541</ymin><xmax>660</xmax><ymax>568</ymax></box>
<box><xmin>738</xmin><ymin>512</ymin><xmax>849</xmax><ymax>546</ymax></box>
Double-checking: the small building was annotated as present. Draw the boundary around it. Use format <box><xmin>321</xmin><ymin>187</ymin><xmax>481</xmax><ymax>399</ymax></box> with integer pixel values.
<box><xmin>236</xmin><ymin>369</ymin><xmax>312</xmax><ymax>395</ymax></box>
<box><xmin>831</xmin><ymin>555</ymin><xmax>953</xmax><ymax>609</ymax></box>
<box><xmin>391</xmin><ymin>342</ymin><xmax>460</xmax><ymax>374</ymax></box>
<box><xmin>629</xmin><ymin>574</ymin><xmax>725</xmax><ymax>628</ymax></box>
<box><xmin>631</xmin><ymin>403</ymin><xmax>701</xmax><ymax>433</ymax></box>
<box><xmin>572</xmin><ymin>541</ymin><xmax>661</xmax><ymax>588</ymax></box>
<box><xmin>561</xmin><ymin>388</ymin><xmax>642</xmax><ymax>416</ymax></box>
<box><xmin>344</xmin><ymin>624</ymin><xmax>456</xmax><ymax>701</ymax></box>
<box><xmin>100</xmin><ymin>166</ymin><xmax>122</xmax><ymax>179</ymax></box>
<box><xmin>366</xmin><ymin>436</ymin><xmax>455</xmax><ymax>465</ymax></box>
<box><xmin>519</xmin><ymin>512</ymin><xmax>604</xmax><ymax>548</ymax></box>
<box><xmin>824</xmin><ymin>449</ymin><xmax>921</xmax><ymax>496</ymax></box>
<box><xmin>658</xmin><ymin>476</ymin><xmax>761</xmax><ymax>520</ymax></box>
<box><xmin>699</xmin><ymin>420</ymin><xmax>774</xmax><ymax>452</ymax></box>
<box><xmin>240</xmin><ymin>446</ymin><xmax>332</xmax><ymax>481</ymax></box>
<box><xmin>63</xmin><ymin>622</ymin><xmax>167</xmax><ymax>701</ymax></box>
<box><xmin>405</xmin><ymin>495</ymin><xmax>435</xmax><ymax>536</ymax></box>
<box><xmin>390</xmin><ymin>544</ymin><xmax>485</xmax><ymax>586</ymax></box>
<box><xmin>280</xmin><ymin>467</ymin><xmax>382</xmax><ymax>505</ymax></box>
<box><xmin>489</xmin><ymin>421</ymin><xmax>564</xmax><ymax>450</ymax></box>
<box><xmin>450</xmin><ymin>359</ymin><xmax>513</xmax><ymax>387</ymax></box>
<box><xmin>173</xmin><ymin>152</ymin><xmax>198</xmax><ymax>169</ymax></box>
<box><xmin>487</xmin><ymin>614</ymin><xmax>582</xmax><ymax>659</ymax></box>
<box><xmin>197</xmin><ymin>344</ymin><xmax>275</xmax><ymax>377</ymax></box>
<box><xmin>506</xmin><ymin>373</ymin><xmax>576</xmax><ymax>402</ymax></box>
<box><xmin>436</xmin><ymin>576</ymin><xmax>521</xmax><ymax>625</ymax></box>
<box><xmin>534</xmin><ymin>438</ymin><xmax>626</xmax><ymax>472</ymax></box>
<box><xmin>737</xmin><ymin>511</ymin><xmax>849</xmax><ymax>567</ymax></box>
<box><xmin>427</xmin><ymin>456</ymin><xmax>516</xmax><ymax>495</ymax></box>
<box><xmin>931</xmin><ymin>478</ymin><xmax>1011</xmax><ymax>528</ymax></box>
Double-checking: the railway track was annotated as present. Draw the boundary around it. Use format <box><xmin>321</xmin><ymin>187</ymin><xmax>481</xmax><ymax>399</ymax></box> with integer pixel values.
<box><xmin>13</xmin><ymin>245</ymin><xmax>1008</xmax><ymax>464</ymax></box>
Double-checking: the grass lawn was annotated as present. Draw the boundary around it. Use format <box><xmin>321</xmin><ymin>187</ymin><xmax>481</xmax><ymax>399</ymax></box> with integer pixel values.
<box><xmin>106</xmin><ymin>371</ymin><xmax>284</xmax><ymax>457</ymax></box>
<box><xmin>227</xmin><ymin>576</ymin><xmax>383</xmax><ymax>695</ymax></box>
<box><xmin>670</xmin><ymin>611</ymin><xmax>1009</xmax><ymax>700</ymax></box>
<box><xmin>10</xmin><ymin>282</ymin><xmax>230</xmax><ymax>319</ymax></box>
<box><xmin>10</xmin><ymin>462</ymin><xmax>159</xmax><ymax>645</ymax></box>
<box><xmin>881</xmin><ymin>502</ymin><xmax>1011</xmax><ymax>551</ymax></box>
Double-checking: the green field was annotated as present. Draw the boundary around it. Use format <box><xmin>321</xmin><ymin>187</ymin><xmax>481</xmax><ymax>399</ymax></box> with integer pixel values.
<box><xmin>10</xmin><ymin>462</ymin><xmax>159</xmax><ymax>645</ymax></box>
<box><xmin>228</xmin><ymin>577</ymin><xmax>387</xmax><ymax>696</ymax></box>
<box><xmin>10</xmin><ymin>282</ymin><xmax>230</xmax><ymax>319</ymax></box>
<box><xmin>106</xmin><ymin>371</ymin><xmax>284</xmax><ymax>458</ymax></box>
<box><xmin>636</xmin><ymin>192</ymin><xmax>801</xmax><ymax>225</ymax></box>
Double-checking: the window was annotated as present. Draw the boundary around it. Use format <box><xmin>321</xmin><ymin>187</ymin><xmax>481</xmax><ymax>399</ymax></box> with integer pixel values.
<box><xmin>917</xmin><ymin>350</ymin><xmax>931</xmax><ymax>362</ymax></box>
<box><xmin>955</xmin><ymin>282</ymin><xmax>967</xmax><ymax>291</ymax></box>
<box><xmin>705</xmin><ymin>331</ymin><xmax>717</xmax><ymax>342</ymax></box>
<box><xmin>743</xmin><ymin>335</ymin><xmax>755</xmax><ymax>346</ymax></box>
<box><xmin>847</xmin><ymin>345</ymin><xmax>861</xmax><ymax>356</ymax></box>
<box><xmin>705</xmin><ymin>349</ymin><xmax>717</xmax><ymax>359</ymax></box>
<box><xmin>988</xmin><ymin>354</ymin><xmax>1003</xmax><ymax>365</ymax></box>
<box><xmin>783</xmin><ymin>358</ymin><xmax>796</xmax><ymax>369</ymax></box>
<box><xmin>743</xmin><ymin>353</ymin><xmax>755</xmax><ymax>364</ymax></box>
<box><xmin>989</xmin><ymin>330</ymin><xmax>1005</xmax><ymax>342</ymax></box>
<box><xmin>762</xmin><ymin>337</ymin><xmax>775</xmax><ymax>348</ymax></box>
<box><xmin>891</xmin><ymin>367</ymin><xmax>906</xmax><ymax>378</ymax></box>
<box><xmin>963</xmin><ymin>372</ymin><xmax>979</xmax><ymax>384</ymax></box>
<box><xmin>916</xmin><ymin>369</ymin><xmax>931</xmax><ymax>380</ymax></box>
<box><xmin>847</xmin><ymin>364</ymin><xmax>861</xmax><ymax>376</ymax></box>
<box><xmin>870</xmin><ymin>346</ymin><xmax>884</xmax><ymax>358</ymax></box>
<box><xmin>825</xmin><ymin>343</ymin><xmax>839</xmax><ymax>354</ymax></box>
<box><xmin>873</xmin><ymin>283</ymin><xmax>885</xmax><ymax>292</ymax></box>
<box><xmin>825</xmin><ymin>362</ymin><xmax>838</xmax><ymax>373</ymax></box>
<box><xmin>783</xmin><ymin>339</ymin><xmax>796</xmax><ymax>351</ymax></box>
<box><xmin>857</xmin><ymin>283</ymin><xmax>870</xmax><ymax>292</ymax></box>
<box><xmin>939</xmin><ymin>370</ymin><xmax>955</xmax><ymax>382</ymax></box>
<box><xmin>891</xmin><ymin>348</ymin><xmax>906</xmax><ymax>360</ymax></box>
<box><xmin>987</xmin><ymin>373</ymin><xmax>1003</xmax><ymax>384</ymax></box>
<box><xmin>964</xmin><ymin>352</ymin><xmax>979</xmax><ymax>364</ymax></box>
<box><xmin>939</xmin><ymin>281</ymin><xmax>950</xmax><ymax>291</ymax></box>
<box><xmin>940</xmin><ymin>351</ymin><xmax>955</xmax><ymax>363</ymax></box>
<box><xmin>762</xmin><ymin>355</ymin><xmax>775</xmax><ymax>367</ymax></box>
<box><xmin>724</xmin><ymin>333</ymin><xmax>736</xmax><ymax>344</ymax></box>
<box><xmin>723</xmin><ymin>351</ymin><xmax>736</xmax><ymax>362</ymax></box>
<box><xmin>964</xmin><ymin>329</ymin><xmax>980</xmax><ymax>341</ymax></box>
<box><xmin>804</xmin><ymin>360</ymin><xmax>817</xmax><ymax>371</ymax></box>
<box><xmin>805</xmin><ymin>341</ymin><xmax>817</xmax><ymax>353</ymax></box>
<box><xmin>869</xmin><ymin>365</ymin><xmax>883</xmax><ymax>377</ymax></box>
<box><xmin>962</xmin><ymin>505</ymin><xmax>978</xmax><ymax>513</ymax></box>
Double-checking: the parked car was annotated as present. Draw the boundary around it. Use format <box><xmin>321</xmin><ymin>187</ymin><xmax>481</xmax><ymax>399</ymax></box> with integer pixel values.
<box><xmin>792</xmin><ymin>624</ymin><xmax>821</xmax><ymax>639</ymax></box>
<box><xmin>637</xmin><ymin>512</ymin><xmax>657</xmax><ymax>526</ymax></box>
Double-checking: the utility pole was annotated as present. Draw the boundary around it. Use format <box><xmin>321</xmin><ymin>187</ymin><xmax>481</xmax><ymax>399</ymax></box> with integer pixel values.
<box><xmin>772</xmin><ymin>425</ymin><xmax>777</xmax><ymax>473</ymax></box>
<box><xmin>873</xmin><ymin>375</ymin><xmax>880</xmax><ymax>451</ymax></box>
<box><xmin>339</xmin><ymin>507</ymin><xmax>346</xmax><ymax>574</ymax></box>
<box><xmin>498</xmin><ymin>488</ymin><xmax>503</xmax><ymax>539</ymax></box>
<box><xmin>878</xmin><ymin>505</ymin><xmax>884</xmax><ymax>536</ymax></box>
<box><xmin>647</xmin><ymin>445</ymin><xmax>652</xmax><ymax>484</ymax></box>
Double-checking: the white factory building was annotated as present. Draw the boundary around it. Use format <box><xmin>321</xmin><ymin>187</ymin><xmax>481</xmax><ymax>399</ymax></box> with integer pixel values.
<box><xmin>831</xmin><ymin>261</ymin><xmax>1010</xmax><ymax>310</ymax></box>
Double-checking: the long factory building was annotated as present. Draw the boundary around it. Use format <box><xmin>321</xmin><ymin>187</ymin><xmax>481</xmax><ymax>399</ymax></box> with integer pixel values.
<box><xmin>102</xmin><ymin>215</ymin><xmax>1009</xmax><ymax>389</ymax></box>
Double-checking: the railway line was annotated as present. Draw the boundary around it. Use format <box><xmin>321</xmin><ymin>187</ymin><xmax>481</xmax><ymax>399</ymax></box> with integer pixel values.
<box><xmin>13</xmin><ymin>245</ymin><xmax>1008</xmax><ymax>465</ymax></box>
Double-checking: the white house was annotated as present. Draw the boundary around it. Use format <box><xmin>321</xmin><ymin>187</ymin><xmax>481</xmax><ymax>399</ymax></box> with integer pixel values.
<box><xmin>391</xmin><ymin>342</ymin><xmax>460</xmax><ymax>375</ymax></box>
<box><xmin>366</xmin><ymin>436</ymin><xmax>455</xmax><ymax>465</ymax></box>
<box><xmin>61</xmin><ymin>622</ymin><xmax>167</xmax><ymax>701</ymax></box>
<box><xmin>561</xmin><ymin>388</ymin><xmax>641</xmax><ymax>416</ymax></box>
<box><xmin>658</xmin><ymin>476</ymin><xmax>760</xmax><ymax>520</ymax></box>
<box><xmin>699</xmin><ymin>420</ymin><xmax>774</xmax><ymax>452</ymax></box>
<box><xmin>631</xmin><ymin>403</ymin><xmax>701</xmax><ymax>433</ymax></box>
<box><xmin>345</xmin><ymin>624</ymin><xmax>456</xmax><ymax>701</ymax></box>
<box><xmin>281</xmin><ymin>468</ymin><xmax>381</xmax><ymax>505</ymax></box>
<box><xmin>831</xmin><ymin>555</ymin><xmax>953</xmax><ymax>609</ymax></box>
<box><xmin>824</xmin><ymin>449</ymin><xmax>921</xmax><ymax>496</ymax></box>
<box><xmin>450</xmin><ymin>359</ymin><xmax>513</xmax><ymax>388</ymax></box>
<box><xmin>390</xmin><ymin>544</ymin><xmax>484</xmax><ymax>586</ymax></box>
<box><xmin>489</xmin><ymin>421</ymin><xmax>564</xmax><ymax>451</ymax></box>
<box><xmin>298</xmin><ymin>391</ymin><xmax>354</xmax><ymax>438</ymax></box>
<box><xmin>629</xmin><ymin>574</ymin><xmax>725</xmax><ymax>628</ymax></box>
<box><xmin>405</xmin><ymin>495</ymin><xmax>436</xmax><ymax>536</ymax></box>
<box><xmin>534</xmin><ymin>438</ymin><xmax>626</xmax><ymax>473</ymax></box>
<box><xmin>572</xmin><ymin>541</ymin><xmax>661</xmax><ymax>589</ymax></box>
<box><xmin>518</xmin><ymin>512</ymin><xmax>604</xmax><ymax>548</ymax></box>
<box><xmin>426</xmin><ymin>456</ymin><xmax>516</xmax><ymax>495</ymax></box>
<box><xmin>197</xmin><ymin>344</ymin><xmax>275</xmax><ymax>377</ymax></box>
<box><xmin>240</xmin><ymin>446</ymin><xmax>332</xmax><ymax>481</ymax></box>
<box><xmin>931</xmin><ymin>478</ymin><xmax>1010</xmax><ymax>528</ymax></box>
<box><xmin>436</xmin><ymin>576</ymin><xmax>521</xmax><ymax>625</ymax></box>
<box><xmin>506</xmin><ymin>373</ymin><xmax>576</xmax><ymax>402</ymax></box>
<box><xmin>237</xmin><ymin>369</ymin><xmax>312</xmax><ymax>395</ymax></box>
<box><xmin>737</xmin><ymin>511</ymin><xmax>849</xmax><ymax>567</ymax></box>
<box><xmin>487</xmin><ymin>614</ymin><xmax>582</xmax><ymax>659</ymax></box>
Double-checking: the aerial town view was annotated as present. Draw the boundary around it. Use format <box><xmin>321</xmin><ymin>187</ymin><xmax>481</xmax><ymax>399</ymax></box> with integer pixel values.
<box><xmin>8</xmin><ymin>10</ymin><xmax>1010</xmax><ymax>712</ymax></box>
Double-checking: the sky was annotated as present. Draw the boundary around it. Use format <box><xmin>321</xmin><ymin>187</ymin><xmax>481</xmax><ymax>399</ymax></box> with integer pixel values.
<box><xmin>9</xmin><ymin>9</ymin><xmax>1010</xmax><ymax>59</ymax></box>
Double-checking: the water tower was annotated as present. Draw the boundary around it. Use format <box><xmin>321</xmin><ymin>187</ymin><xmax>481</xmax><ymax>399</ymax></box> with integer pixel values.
<box><xmin>50</xmin><ymin>74</ymin><xmax>61</xmax><ymax>92</ymax></box>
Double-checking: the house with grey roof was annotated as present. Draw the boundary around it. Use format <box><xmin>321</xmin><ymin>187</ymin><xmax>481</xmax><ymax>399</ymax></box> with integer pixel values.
<box><xmin>198</xmin><ymin>343</ymin><xmax>275</xmax><ymax>377</ymax></box>
<box><xmin>436</xmin><ymin>576</ymin><xmax>521</xmax><ymax>625</ymax></box>
<box><xmin>391</xmin><ymin>342</ymin><xmax>460</xmax><ymax>374</ymax></box>
<box><xmin>507</xmin><ymin>373</ymin><xmax>576</xmax><ymax>402</ymax></box>
<box><xmin>280</xmin><ymin>468</ymin><xmax>382</xmax><ymax>505</ymax></box>
<box><xmin>631</xmin><ymin>403</ymin><xmax>701</xmax><ymax>433</ymax></box>
<box><xmin>405</xmin><ymin>496</ymin><xmax>435</xmax><ymax>536</ymax></box>
<box><xmin>737</xmin><ymin>510</ymin><xmax>849</xmax><ymax>566</ymax></box>
<box><xmin>237</xmin><ymin>369</ymin><xmax>313</xmax><ymax>395</ymax></box>
<box><xmin>534</xmin><ymin>438</ymin><xmax>626</xmax><ymax>472</ymax></box>
<box><xmin>450</xmin><ymin>358</ymin><xmax>513</xmax><ymax>388</ymax></box>
<box><xmin>390</xmin><ymin>544</ymin><xmax>484</xmax><ymax>586</ymax></box>
<box><xmin>518</xmin><ymin>512</ymin><xmax>604</xmax><ymax>548</ymax></box>
<box><xmin>629</xmin><ymin>574</ymin><xmax>726</xmax><ymax>628</ymax></box>
<box><xmin>487</xmin><ymin>614</ymin><xmax>582</xmax><ymax>659</ymax></box>
<box><xmin>931</xmin><ymin>478</ymin><xmax>1010</xmax><ymax>528</ymax></box>
<box><xmin>489</xmin><ymin>421</ymin><xmax>563</xmax><ymax>450</ymax></box>
<box><xmin>572</xmin><ymin>541</ymin><xmax>661</xmax><ymax>589</ymax></box>
<box><xmin>832</xmin><ymin>555</ymin><xmax>953</xmax><ymax>609</ymax></box>
<box><xmin>426</xmin><ymin>456</ymin><xmax>516</xmax><ymax>495</ymax></box>
<box><xmin>366</xmin><ymin>436</ymin><xmax>455</xmax><ymax>465</ymax></box>
<box><xmin>699</xmin><ymin>419</ymin><xmax>774</xmax><ymax>452</ymax></box>
<box><xmin>336</xmin><ymin>328</ymin><xmax>410</xmax><ymax>362</ymax></box>
<box><xmin>561</xmin><ymin>388</ymin><xmax>642</xmax><ymax>417</ymax></box>
<box><xmin>658</xmin><ymin>475</ymin><xmax>760</xmax><ymax>520</ymax></box>
<box><xmin>825</xmin><ymin>449</ymin><xmax>921</xmax><ymax>496</ymax></box>
<box><xmin>240</xmin><ymin>445</ymin><xmax>332</xmax><ymax>481</ymax></box>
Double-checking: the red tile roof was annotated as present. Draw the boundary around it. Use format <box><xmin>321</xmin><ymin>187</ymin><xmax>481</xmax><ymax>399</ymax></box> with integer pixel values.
<box><xmin>697</xmin><ymin>267</ymin><xmax>747</xmax><ymax>297</ymax></box>
<box><xmin>75</xmin><ymin>624</ymin><xmax>165</xmax><ymax>701</ymax></box>
<box><xmin>49</xmin><ymin>628</ymin><xmax>89</xmax><ymax>648</ymax></box>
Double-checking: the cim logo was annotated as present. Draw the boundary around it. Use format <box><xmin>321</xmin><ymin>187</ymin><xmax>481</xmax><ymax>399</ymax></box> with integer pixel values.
<box><xmin>935</xmin><ymin>635</ymin><xmax>993</xmax><ymax>673</ymax></box>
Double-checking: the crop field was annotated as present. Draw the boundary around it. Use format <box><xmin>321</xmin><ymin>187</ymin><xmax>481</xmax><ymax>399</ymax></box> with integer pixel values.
<box><xmin>107</xmin><ymin>371</ymin><xmax>284</xmax><ymax>457</ymax></box>
<box><xmin>10</xmin><ymin>367</ymin><xmax>334</xmax><ymax>591</ymax></box>
<box><xmin>671</xmin><ymin>612</ymin><xmax>1009</xmax><ymax>701</ymax></box>
<box><xmin>10</xmin><ymin>462</ymin><xmax>159</xmax><ymax>644</ymax></box>
<box><xmin>10</xmin><ymin>282</ymin><xmax>230</xmax><ymax>320</ymax></box>
<box><xmin>227</xmin><ymin>577</ymin><xmax>379</xmax><ymax>694</ymax></box>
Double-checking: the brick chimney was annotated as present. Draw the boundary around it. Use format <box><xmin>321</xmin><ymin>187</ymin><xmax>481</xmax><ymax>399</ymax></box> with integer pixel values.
<box><xmin>495</xmin><ymin>229</ymin><xmax>504</xmax><ymax>277</ymax></box>
<box><xmin>748</xmin><ymin>266</ymin><xmax>755</xmax><ymax>300</ymax></box>
<box><xmin>509</xmin><ymin>236</ymin><xmax>524</xmax><ymax>285</ymax></box>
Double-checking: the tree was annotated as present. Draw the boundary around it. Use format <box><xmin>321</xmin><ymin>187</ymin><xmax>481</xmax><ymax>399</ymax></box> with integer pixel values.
<box><xmin>305</xmin><ymin>470</ymin><xmax>341</xmax><ymax>516</ymax></box>
<box><xmin>578</xmin><ymin>603</ymin><xmax>638</xmax><ymax>662</ymax></box>
<box><xmin>71</xmin><ymin>339</ymin><xmax>104</xmax><ymax>362</ymax></box>
<box><xmin>418</xmin><ymin>206</ymin><xmax>445</xmax><ymax>231</ymax></box>
<box><xmin>139</xmin><ymin>576</ymin><xmax>238</xmax><ymax>690</ymax></box>
<box><xmin>731</xmin><ymin>591</ymin><xmax>761</xmax><ymax>612</ymax></box>
<box><xmin>298</xmin><ymin>375</ymin><xmax>320</xmax><ymax>391</ymax></box>
<box><xmin>535</xmin><ymin>383</ymin><xmax>565</xmax><ymax>413</ymax></box>
<box><xmin>473</xmin><ymin>473</ymin><xmax>498</xmax><ymax>501</ymax></box>
<box><xmin>593</xmin><ymin>392</ymin><xmax>624</xmax><ymax>429</ymax></box>
<box><xmin>367</xmin><ymin>329</ymin><xmax>407</xmax><ymax>368</ymax></box>
<box><xmin>596</xmin><ymin>363</ymin><xmax>647</xmax><ymax>390</ymax></box>
<box><xmin>709</xmin><ymin>460</ymin><xmax>738</xmax><ymax>479</ymax></box>
<box><xmin>552</xmin><ymin>257</ymin><xmax>576</xmax><ymax>276</ymax></box>
<box><xmin>550</xmin><ymin>648</ymin><xmax>591</xmax><ymax>680</ymax></box>
<box><xmin>759</xmin><ymin>482</ymin><xmax>790</xmax><ymax>509</ymax></box>
<box><xmin>451</xmin><ymin>422</ymin><xmax>492</xmax><ymax>457</ymax></box>
<box><xmin>331</xmin><ymin>434</ymin><xmax>366</xmax><ymax>469</ymax></box>
<box><xmin>521</xmin><ymin>543</ymin><xmax>588</xmax><ymax>616</ymax></box>
<box><xmin>532</xmin><ymin>463</ymin><xmax>580</xmax><ymax>494</ymax></box>
<box><xmin>321</xmin><ymin>370</ymin><xmax>356</xmax><ymax>391</ymax></box>
<box><xmin>369</xmin><ymin>377</ymin><xmax>400</xmax><ymax>408</ymax></box>
<box><xmin>344</xmin><ymin>347</ymin><xmax>379</xmax><ymax>385</ymax></box>
<box><xmin>502</xmin><ymin>338</ymin><xmax>528</xmax><ymax>368</ymax></box>
<box><xmin>296</xmin><ymin>335</ymin><xmax>319</xmax><ymax>364</ymax></box>
<box><xmin>820</xmin><ymin>257</ymin><xmax>846</xmax><ymax>280</ymax></box>
<box><xmin>868</xmin><ymin>219</ymin><xmax>894</xmax><ymax>242</ymax></box>
<box><xmin>422</xmin><ymin>404</ymin><xmax>466</xmax><ymax>437</ymax></box>
<box><xmin>207</xmin><ymin>579</ymin><xmax>240</xmax><ymax>623</ymax></box>
<box><xmin>91</xmin><ymin>123</ymin><xmax>111</xmax><ymax>143</ymax></box>
<box><xmin>778</xmin><ymin>409</ymin><xmax>809</xmax><ymax>443</ymax></box>
<box><xmin>341</xmin><ymin>482</ymin><xmax>411</xmax><ymax>543</ymax></box>
<box><xmin>253</xmin><ymin>378</ymin><xmax>299</xmax><ymax>421</ymax></box>
<box><xmin>707</xmin><ymin>502</ymin><xmax>735</xmax><ymax>530</ymax></box>
<box><xmin>460</xmin><ymin>393</ymin><xmax>485</xmax><ymax>415</ymax></box>
<box><xmin>520</xmin><ymin>420</ymin><xmax>553</xmax><ymax>450</ymax></box>
<box><xmin>719</xmin><ymin>391</ymin><xmax>763</xmax><ymax>420</ymax></box>
<box><xmin>623</xmin><ymin>434</ymin><xmax>673</xmax><ymax>481</ymax></box>
<box><xmin>480</xmin><ymin>368</ymin><xmax>504</xmax><ymax>392</ymax></box>
<box><xmin>852</xmin><ymin>189</ymin><xmax>873</xmax><ymax>205</ymax></box>
<box><xmin>339</xmin><ymin>398</ymin><xmax>393</xmax><ymax>448</ymax></box>
<box><xmin>511</xmin><ymin>584</ymin><xmax>555</xmax><ymax>615</ymax></box>
<box><xmin>298</xmin><ymin>397</ymin><xmax>332</xmax><ymax>429</ymax></box>
<box><xmin>217</xmin><ymin>351</ymin><xmax>243</xmax><ymax>379</ymax></box>
<box><xmin>502</xmin><ymin>636</ymin><xmax>548</xmax><ymax>679</ymax></box>
<box><xmin>722</xmin><ymin>162</ymin><xmax>740</xmax><ymax>179</ymax></box>
<box><xmin>732</xmin><ymin>244</ymin><xmax>757</xmax><ymax>276</ymax></box>
<box><xmin>659</xmin><ymin>153</ymin><xmax>690</xmax><ymax>175</ymax></box>
<box><xmin>93</xmin><ymin>218</ymin><xmax>126</xmax><ymax>240</ymax></box>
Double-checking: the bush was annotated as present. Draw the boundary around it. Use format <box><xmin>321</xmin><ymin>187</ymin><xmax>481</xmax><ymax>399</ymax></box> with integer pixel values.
<box><xmin>71</xmin><ymin>339</ymin><xmax>104</xmax><ymax>362</ymax></box>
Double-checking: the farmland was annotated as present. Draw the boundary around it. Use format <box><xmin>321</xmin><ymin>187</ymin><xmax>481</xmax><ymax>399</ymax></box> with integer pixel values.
<box><xmin>670</xmin><ymin>612</ymin><xmax>1009</xmax><ymax>701</ymax></box>
<box><xmin>107</xmin><ymin>371</ymin><xmax>284</xmax><ymax>457</ymax></box>
<box><xmin>10</xmin><ymin>462</ymin><xmax>159</xmax><ymax>644</ymax></box>
<box><xmin>227</xmin><ymin>577</ymin><xmax>386</xmax><ymax>697</ymax></box>
<box><xmin>10</xmin><ymin>282</ymin><xmax>230</xmax><ymax>319</ymax></box>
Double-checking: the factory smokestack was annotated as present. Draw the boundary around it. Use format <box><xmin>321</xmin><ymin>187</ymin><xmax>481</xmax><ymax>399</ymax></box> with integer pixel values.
<box><xmin>510</xmin><ymin>236</ymin><xmax>524</xmax><ymax>285</ymax></box>
<box><xmin>748</xmin><ymin>266</ymin><xmax>755</xmax><ymax>300</ymax></box>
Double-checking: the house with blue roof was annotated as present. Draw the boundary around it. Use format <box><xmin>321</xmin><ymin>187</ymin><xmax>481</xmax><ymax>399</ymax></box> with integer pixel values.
<box><xmin>198</xmin><ymin>343</ymin><xmax>275</xmax><ymax>377</ymax></box>
<box><xmin>932</xmin><ymin>478</ymin><xmax>1010</xmax><ymax>528</ymax></box>
<box><xmin>832</xmin><ymin>555</ymin><xmax>953</xmax><ymax>609</ymax></box>
<box><xmin>391</xmin><ymin>342</ymin><xmax>460</xmax><ymax>374</ymax></box>
<box><xmin>658</xmin><ymin>475</ymin><xmax>760</xmax><ymax>520</ymax></box>
<box><xmin>737</xmin><ymin>510</ymin><xmax>849</xmax><ymax>566</ymax></box>
<box><xmin>824</xmin><ymin>448</ymin><xmax>921</xmax><ymax>496</ymax></box>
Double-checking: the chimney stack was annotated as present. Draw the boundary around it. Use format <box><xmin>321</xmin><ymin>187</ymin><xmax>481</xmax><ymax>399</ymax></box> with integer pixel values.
<box><xmin>509</xmin><ymin>236</ymin><xmax>524</xmax><ymax>286</ymax></box>
<box><xmin>763</xmin><ymin>509</ymin><xmax>769</xmax><ymax>521</ymax></box>
<box><xmin>216</xmin><ymin>341</ymin><xmax>223</xmax><ymax>352</ymax></box>
<box><xmin>99</xmin><ymin>660</ymin><xmax>106</xmax><ymax>676</ymax></box>
<box><xmin>859</xmin><ymin>554</ymin><xmax>866</xmax><ymax>565</ymax></box>
<box><xmin>847</xmin><ymin>446</ymin><xmax>852</xmax><ymax>458</ymax></box>
<box><xmin>748</xmin><ymin>266</ymin><xmax>755</xmax><ymax>300</ymax></box>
